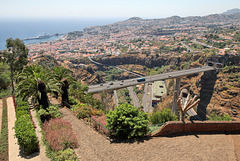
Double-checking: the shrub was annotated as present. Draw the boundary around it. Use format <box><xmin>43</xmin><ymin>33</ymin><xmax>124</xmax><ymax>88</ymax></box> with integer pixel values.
<box><xmin>16</xmin><ymin>110</ymin><xmax>29</xmax><ymax>119</ymax></box>
<box><xmin>76</xmin><ymin>106</ymin><xmax>91</xmax><ymax>119</ymax></box>
<box><xmin>208</xmin><ymin>112</ymin><xmax>232</xmax><ymax>121</ymax></box>
<box><xmin>106</xmin><ymin>103</ymin><xmax>150</xmax><ymax>139</ymax></box>
<box><xmin>48</xmin><ymin>105</ymin><xmax>62</xmax><ymax>118</ymax></box>
<box><xmin>14</xmin><ymin>97</ymin><xmax>39</xmax><ymax>155</ymax></box>
<box><xmin>69</xmin><ymin>96</ymin><xmax>78</xmax><ymax>105</ymax></box>
<box><xmin>71</xmin><ymin>103</ymin><xmax>103</xmax><ymax>119</ymax></box>
<box><xmin>43</xmin><ymin>118</ymin><xmax>78</xmax><ymax>151</ymax></box>
<box><xmin>46</xmin><ymin>146</ymin><xmax>79</xmax><ymax>161</ymax></box>
<box><xmin>0</xmin><ymin>89</ymin><xmax>11</xmax><ymax>99</ymax></box>
<box><xmin>37</xmin><ymin>105</ymin><xmax>61</xmax><ymax>122</ymax></box>
<box><xmin>150</xmin><ymin>108</ymin><xmax>177</xmax><ymax>124</ymax></box>
<box><xmin>53</xmin><ymin>148</ymin><xmax>79</xmax><ymax>161</ymax></box>
<box><xmin>17</xmin><ymin>101</ymin><xmax>28</xmax><ymax>107</ymax></box>
<box><xmin>91</xmin><ymin>115</ymin><xmax>108</xmax><ymax>135</ymax></box>
<box><xmin>14</xmin><ymin>115</ymin><xmax>39</xmax><ymax>155</ymax></box>
<box><xmin>16</xmin><ymin>105</ymin><xmax>29</xmax><ymax>112</ymax></box>
<box><xmin>91</xmin><ymin>109</ymin><xmax>103</xmax><ymax>116</ymax></box>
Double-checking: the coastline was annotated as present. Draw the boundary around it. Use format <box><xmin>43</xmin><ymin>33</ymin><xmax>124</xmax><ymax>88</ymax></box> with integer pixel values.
<box><xmin>24</xmin><ymin>34</ymin><xmax>65</xmax><ymax>46</ymax></box>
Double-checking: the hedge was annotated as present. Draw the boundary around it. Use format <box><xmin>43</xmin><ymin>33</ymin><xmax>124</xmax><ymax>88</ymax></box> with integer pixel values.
<box><xmin>14</xmin><ymin>98</ymin><xmax>39</xmax><ymax>155</ymax></box>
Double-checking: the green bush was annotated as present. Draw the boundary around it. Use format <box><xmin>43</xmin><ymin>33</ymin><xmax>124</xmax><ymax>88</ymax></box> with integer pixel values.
<box><xmin>0</xmin><ymin>89</ymin><xmax>11</xmax><ymax>99</ymax></box>
<box><xmin>14</xmin><ymin>97</ymin><xmax>39</xmax><ymax>155</ymax></box>
<box><xmin>150</xmin><ymin>108</ymin><xmax>177</xmax><ymax>124</ymax></box>
<box><xmin>14</xmin><ymin>115</ymin><xmax>39</xmax><ymax>155</ymax></box>
<box><xmin>69</xmin><ymin>96</ymin><xmax>78</xmax><ymax>105</ymax></box>
<box><xmin>53</xmin><ymin>148</ymin><xmax>79</xmax><ymax>161</ymax></box>
<box><xmin>208</xmin><ymin>112</ymin><xmax>232</xmax><ymax>121</ymax></box>
<box><xmin>16</xmin><ymin>110</ymin><xmax>29</xmax><ymax>119</ymax></box>
<box><xmin>17</xmin><ymin>101</ymin><xmax>28</xmax><ymax>107</ymax></box>
<box><xmin>106</xmin><ymin>103</ymin><xmax>150</xmax><ymax>139</ymax></box>
<box><xmin>37</xmin><ymin>105</ymin><xmax>62</xmax><ymax>121</ymax></box>
<box><xmin>76</xmin><ymin>106</ymin><xmax>91</xmax><ymax>119</ymax></box>
<box><xmin>71</xmin><ymin>103</ymin><xmax>92</xmax><ymax>119</ymax></box>
<box><xmin>16</xmin><ymin>105</ymin><xmax>29</xmax><ymax>112</ymax></box>
<box><xmin>46</xmin><ymin>146</ymin><xmax>79</xmax><ymax>161</ymax></box>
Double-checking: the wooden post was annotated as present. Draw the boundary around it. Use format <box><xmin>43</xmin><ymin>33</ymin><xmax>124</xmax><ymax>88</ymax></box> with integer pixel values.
<box><xmin>172</xmin><ymin>77</ymin><xmax>181</xmax><ymax>115</ymax></box>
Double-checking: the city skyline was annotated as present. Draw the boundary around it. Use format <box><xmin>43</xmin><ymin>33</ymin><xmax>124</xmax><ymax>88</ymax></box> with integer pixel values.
<box><xmin>0</xmin><ymin>0</ymin><xmax>239</xmax><ymax>19</ymax></box>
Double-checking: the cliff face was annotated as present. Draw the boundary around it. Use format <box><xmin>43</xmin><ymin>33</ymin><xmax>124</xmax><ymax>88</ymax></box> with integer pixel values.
<box><xmin>96</xmin><ymin>54</ymin><xmax>239</xmax><ymax>68</ymax></box>
<box><xmin>97</xmin><ymin>54</ymin><xmax>184</xmax><ymax>68</ymax></box>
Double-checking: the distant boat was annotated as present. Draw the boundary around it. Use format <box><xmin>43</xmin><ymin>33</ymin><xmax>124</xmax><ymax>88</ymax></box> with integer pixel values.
<box><xmin>23</xmin><ymin>33</ymin><xmax>51</xmax><ymax>41</ymax></box>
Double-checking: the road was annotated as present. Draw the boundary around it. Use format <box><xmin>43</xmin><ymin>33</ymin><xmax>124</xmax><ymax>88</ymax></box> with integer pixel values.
<box><xmin>127</xmin><ymin>87</ymin><xmax>140</xmax><ymax>108</ymax></box>
<box><xmin>87</xmin><ymin>66</ymin><xmax>215</xmax><ymax>93</ymax></box>
<box><xmin>142</xmin><ymin>83</ymin><xmax>153</xmax><ymax>113</ymax></box>
<box><xmin>88</xmin><ymin>56</ymin><xmax>143</xmax><ymax>77</ymax></box>
<box><xmin>180</xmin><ymin>42</ymin><xmax>194</xmax><ymax>53</ymax></box>
<box><xmin>192</xmin><ymin>39</ymin><xmax>214</xmax><ymax>49</ymax></box>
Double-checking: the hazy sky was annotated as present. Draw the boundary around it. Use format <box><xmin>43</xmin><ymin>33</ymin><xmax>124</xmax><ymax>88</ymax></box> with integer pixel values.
<box><xmin>0</xmin><ymin>0</ymin><xmax>239</xmax><ymax>19</ymax></box>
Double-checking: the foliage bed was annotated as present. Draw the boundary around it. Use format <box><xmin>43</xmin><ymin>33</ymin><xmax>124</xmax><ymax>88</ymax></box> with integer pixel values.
<box><xmin>46</xmin><ymin>147</ymin><xmax>79</xmax><ymax>161</ymax></box>
<box><xmin>14</xmin><ymin>99</ymin><xmax>39</xmax><ymax>155</ymax></box>
<box><xmin>71</xmin><ymin>103</ymin><xmax>103</xmax><ymax>119</ymax></box>
<box><xmin>91</xmin><ymin>115</ymin><xmax>108</xmax><ymax>135</ymax></box>
<box><xmin>37</xmin><ymin>105</ymin><xmax>62</xmax><ymax>123</ymax></box>
<box><xmin>43</xmin><ymin>118</ymin><xmax>78</xmax><ymax>151</ymax></box>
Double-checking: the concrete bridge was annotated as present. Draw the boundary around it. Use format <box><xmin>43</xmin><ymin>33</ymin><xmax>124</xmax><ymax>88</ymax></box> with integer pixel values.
<box><xmin>87</xmin><ymin>66</ymin><xmax>215</xmax><ymax>93</ymax></box>
<box><xmin>87</xmin><ymin>66</ymin><xmax>216</xmax><ymax>115</ymax></box>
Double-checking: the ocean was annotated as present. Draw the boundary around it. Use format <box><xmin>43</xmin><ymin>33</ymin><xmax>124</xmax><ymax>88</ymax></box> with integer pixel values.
<box><xmin>0</xmin><ymin>18</ymin><xmax>123</xmax><ymax>50</ymax></box>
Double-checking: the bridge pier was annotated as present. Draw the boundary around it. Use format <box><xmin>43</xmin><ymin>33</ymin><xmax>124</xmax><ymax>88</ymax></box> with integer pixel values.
<box><xmin>113</xmin><ymin>90</ymin><xmax>119</xmax><ymax>107</ymax></box>
<box><xmin>172</xmin><ymin>77</ymin><xmax>182</xmax><ymax>115</ymax></box>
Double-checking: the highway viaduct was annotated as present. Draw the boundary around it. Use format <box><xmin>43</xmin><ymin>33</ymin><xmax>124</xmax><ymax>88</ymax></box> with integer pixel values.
<box><xmin>87</xmin><ymin>66</ymin><xmax>216</xmax><ymax>115</ymax></box>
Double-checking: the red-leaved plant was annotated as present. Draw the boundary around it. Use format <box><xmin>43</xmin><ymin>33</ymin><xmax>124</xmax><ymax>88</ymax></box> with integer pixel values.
<box><xmin>43</xmin><ymin>118</ymin><xmax>78</xmax><ymax>151</ymax></box>
<box><xmin>91</xmin><ymin>115</ymin><xmax>108</xmax><ymax>135</ymax></box>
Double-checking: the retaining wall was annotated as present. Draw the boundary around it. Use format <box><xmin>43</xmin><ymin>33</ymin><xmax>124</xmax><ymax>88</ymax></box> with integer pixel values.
<box><xmin>152</xmin><ymin>121</ymin><xmax>240</xmax><ymax>137</ymax></box>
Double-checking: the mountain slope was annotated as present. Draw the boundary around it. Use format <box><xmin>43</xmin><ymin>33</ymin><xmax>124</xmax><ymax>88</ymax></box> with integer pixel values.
<box><xmin>222</xmin><ymin>8</ymin><xmax>240</xmax><ymax>15</ymax></box>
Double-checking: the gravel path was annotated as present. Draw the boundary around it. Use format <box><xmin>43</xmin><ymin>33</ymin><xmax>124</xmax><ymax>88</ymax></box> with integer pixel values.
<box><xmin>60</xmin><ymin>107</ymin><xmax>237</xmax><ymax>161</ymax></box>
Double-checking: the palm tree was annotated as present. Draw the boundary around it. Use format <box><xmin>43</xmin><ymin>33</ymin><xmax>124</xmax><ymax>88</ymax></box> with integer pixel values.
<box><xmin>17</xmin><ymin>65</ymin><xmax>61</xmax><ymax>109</ymax></box>
<box><xmin>50</xmin><ymin>67</ymin><xmax>74</xmax><ymax>107</ymax></box>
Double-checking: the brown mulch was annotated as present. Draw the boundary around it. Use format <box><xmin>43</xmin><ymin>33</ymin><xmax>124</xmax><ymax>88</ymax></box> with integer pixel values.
<box><xmin>51</xmin><ymin>97</ymin><xmax>238</xmax><ymax>161</ymax></box>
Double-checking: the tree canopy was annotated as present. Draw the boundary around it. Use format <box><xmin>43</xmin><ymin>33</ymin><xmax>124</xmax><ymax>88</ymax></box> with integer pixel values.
<box><xmin>1</xmin><ymin>38</ymin><xmax>28</xmax><ymax>94</ymax></box>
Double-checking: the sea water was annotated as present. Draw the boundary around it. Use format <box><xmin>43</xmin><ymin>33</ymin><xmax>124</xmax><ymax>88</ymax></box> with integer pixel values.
<box><xmin>0</xmin><ymin>18</ymin><xmax>123</xmax><ymax>50</ymax></box>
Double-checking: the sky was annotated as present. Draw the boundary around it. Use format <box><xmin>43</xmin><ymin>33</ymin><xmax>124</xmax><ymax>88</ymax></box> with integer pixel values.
<box><xmin>0</xmin><ymin>0</ymin><xmax>240</xmax><ymax>19</ymax></box>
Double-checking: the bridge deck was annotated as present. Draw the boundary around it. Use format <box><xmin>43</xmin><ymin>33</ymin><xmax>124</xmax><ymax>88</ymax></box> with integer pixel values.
<box><xmin>87</xmin><ymin>66</ymin><xmax>215</xmax><ymax>93</ymax></box>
